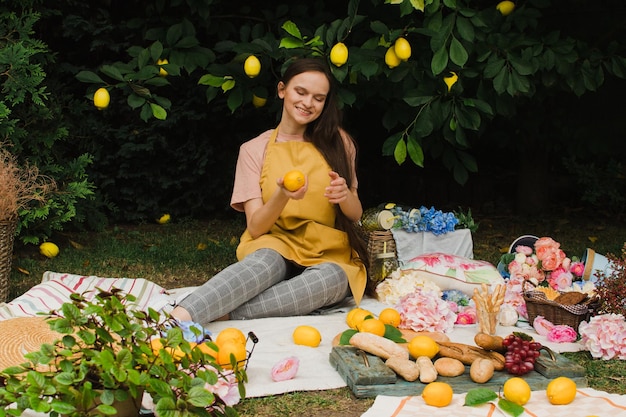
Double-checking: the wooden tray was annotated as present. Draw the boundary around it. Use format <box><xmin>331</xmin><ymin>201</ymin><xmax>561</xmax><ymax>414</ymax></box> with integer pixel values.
<box><xmin>329</xmin><ymin>345</ymin><xmax>587</xmax><ymax>398</ymax></box>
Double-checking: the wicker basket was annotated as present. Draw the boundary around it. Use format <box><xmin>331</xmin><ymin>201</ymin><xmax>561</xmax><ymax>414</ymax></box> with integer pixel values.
<box><xmin>358</xmin><ymin>228</ymin><xmax>397</xmax><ymax>294</ymax></box>
<box><xmin>524</xmin><ymin>290</ymin><xmax>598</xmax><ymax>330</ymax></box>
<box><xmin>0</xmin><ymin>216</ymin><xmax>18</xmax><ymax>303</ymax></box>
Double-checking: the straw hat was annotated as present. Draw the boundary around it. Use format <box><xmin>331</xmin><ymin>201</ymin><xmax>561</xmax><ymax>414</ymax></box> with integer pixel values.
<box><xmin>0</xmin><ymin>316</ymin><xmax>62</xmax><ymax>370</ymax></box>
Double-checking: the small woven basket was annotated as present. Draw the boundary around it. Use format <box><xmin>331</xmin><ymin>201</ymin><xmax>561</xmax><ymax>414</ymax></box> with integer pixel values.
<box><xmin>0</xmin><ymin>216</ymin><xmax>18</xmax><ymax>303</ymax></box>
<box><xmin>357</xmin><ymin>228</ymin><xmax>397</xmax><ymax>294</ymax></box>
<box><xmin>523</xmin><ymin>290</ymin><xmax>598</xmax><ymax>330</ymax></box>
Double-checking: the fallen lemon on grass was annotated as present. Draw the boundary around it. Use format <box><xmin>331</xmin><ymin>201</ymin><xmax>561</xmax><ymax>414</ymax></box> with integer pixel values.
<box><xmin>422</xmin><ymin>381</ymin><xmax>454</xmax><ymax>407</ymax></box>
<box><xmin>496</xmin><ymin>0</ymin><xmax>515</xmax><ymax>16</ymax></box>
<box><xmin>408</xmin><ymin>335</ymin><xmax>440</xmax><ymax>359</ymax></box>
<box><xmin>293</xmin><ymin>325</ymin><xmax>322</xmax><ymax>347</ymax></box>
<box><xmin>283</xmin><ymin>170</ymin><xmax>305</xmax><ymax>192</ymax></box>
<box><xmin>503</xmin><ymin>377</ymin><xmax>531</xmax><ymax>406</ymax></box>
<box><xmin>244</xmin><ymin>55</ymin><xmax>261</xmax><ymax>78</ymax></box>
<box><xmin>93</xmin><ymin>87</ymin><xmax>110</xmax><ymax>110</ymax></box>
<box><xmin>39</xmin><ymin>242</ymin><xmax>60</xmax><ymax>258</ymax></box>
<box><xmin>358</xmin><ymin>318</ymin><xmax>386</xmax><ymax>337</ymax></box>
<box><xmin>329</xmin><ymin>42</ymin><xmax>349</xmax><ymax>67</ymax></box>
<box><xmin>378</xmin><ymin>307</ymin><xmax>401</xmax><ymax>327</ymax></box>
<box><xmin>546</xmin><ymin>376</ymin><xmax>577</xmax><ymax>405</ymax></box>
<box><xmin>157</xmin><ymin>213</ymin><xmax>171</xmax><ymax>224</ymax></box>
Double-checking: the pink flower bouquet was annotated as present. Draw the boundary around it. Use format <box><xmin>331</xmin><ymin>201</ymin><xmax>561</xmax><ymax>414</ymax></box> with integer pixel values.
<box><xmin>579</xmin><ymin>314</ymin><xmax>626</xmax><ymax>360</ymax></box>
<box><xmin>396</xmin><ymin>288</ymin><xmax>457</xmax><ymax>333</ymax></box>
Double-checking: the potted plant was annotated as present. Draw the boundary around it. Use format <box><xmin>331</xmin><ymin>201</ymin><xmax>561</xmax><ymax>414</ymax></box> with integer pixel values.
<box><xmin>0</xmin><ymin>147</ymin><xmax>55</xmax><ymax>302</ymax></box>
<box><xmin>0</xmin><ymin>289</ymin><xmax>248</xmax><ymax>417</ymax></box>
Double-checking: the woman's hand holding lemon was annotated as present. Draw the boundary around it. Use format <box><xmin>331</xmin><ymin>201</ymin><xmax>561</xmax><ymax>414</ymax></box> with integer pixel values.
<box><xmin>279</xmin><ymin>170</ymin><xmax>307</xmax><ymax>198</ymax></box>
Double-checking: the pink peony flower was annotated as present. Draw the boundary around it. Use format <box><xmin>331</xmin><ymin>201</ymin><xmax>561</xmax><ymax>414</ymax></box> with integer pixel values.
<box><xmin>579</xmin><ymin>314</ymin><xmax>626</xmax><ymax>360</ymax></box>
<box><xmin>455</xmin><ymin>306</ymin><xmax>477</xmax><ymax>325</ymax></box>
<box><xmin>570</xmin><ymin>261</ymin><xmax>585</xmax><ymax>278</ymax></box>
<box><xmin>271</xmin><ymin>356</ymin><xmax>300</xmax><ymax>382</ymax></box>
<box><xmin>533</xmin><ymin>316</ymin><xmax>555</xmax><ymax>336</ymax></box>
<box><xmin>547</xmin><ymin>325</ymin><xmax>578</xmax><ymax>343</ymax></box>
<box><xmin>396</xmin><ymin>288</ymin><xmax>457</xmax><ymax>333</ymax></box>
<box><xmin>549</xmin><ymin>268</ymin><xmax>573</xmax><ymax>291</ymax></box>
<box><xmin>515</xmin><ymin>245</ymin><xmax>534</xmax><ymax>256</ymax></box>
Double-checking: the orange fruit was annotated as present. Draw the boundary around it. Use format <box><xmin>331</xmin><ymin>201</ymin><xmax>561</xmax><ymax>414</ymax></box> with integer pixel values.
<box><xmin>358</xmin><ymin>318</ymin><xmax>386</xmax><ymax>336</ymax></box>
<box><xmin>503</xmin><ymin>377</ymin><xmax>531</xmax><ymax>406</ymax></box>
<box><xmin>421</xmin><ymin>381</ymin><xmax>454</xmax><ymax>407</ymax></box>
<box><xmin>216</xmin><ymin>327</ymin><xmax>247</xmax><ymax>346</ymax></box>
<box><xmin>546</xmin><ymin>376</ymin><xmax>577</xmax><ymax>405</ymax></box>
<box><xmin>292</xmin><ymin>325</ymin><xmax>322</xmax><ymax>347</ymax></box>
<box><xmin>379</xmin><ymin>308</ymin><xmax>401</xmax><ymax>327</ymax></box>
<box><xmin>217</xmin><ymin>341</ymin><xmax>247</xmax><ymax>369</ymax></box>
<box><xmin>283</xmin><ymin>170</ymin><xmax>305</xmax><ymax>192</ymax></box>
<box><xmin>408</xmin><ymin>335</ymin><xmax>440</xmax><ymax>359</ymax></box>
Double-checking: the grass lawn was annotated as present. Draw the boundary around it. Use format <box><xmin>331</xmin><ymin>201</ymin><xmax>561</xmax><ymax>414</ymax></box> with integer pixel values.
<box><xmin>6</xmin><ymin>211</ymin><xmax>626</xmax><ymax>416</ymax></box>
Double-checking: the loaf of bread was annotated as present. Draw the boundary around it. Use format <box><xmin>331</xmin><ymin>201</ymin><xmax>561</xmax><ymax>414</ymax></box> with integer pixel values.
<box><xmin>349</xmin><ymin>332</ymin><xmax>409</xmax><ymax>360</ymax></box>
<box><xmin>437</xmin><ymin>341</ymin><xmax>505</xmax><ymax>370</ymax></box>
<box><xmin>434</xmin><ymin>357</ymin><xmax>466</xmax><ymax>377</ymax></box>
<box><xmin>386</xmin><ymin>356</ymin><xmax>420</xmax><ymax>382</ymax></box>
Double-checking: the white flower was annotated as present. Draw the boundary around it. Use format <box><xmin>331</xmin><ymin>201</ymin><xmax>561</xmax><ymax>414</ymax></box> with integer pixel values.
<box><xmin>376</xmin><ymin>269</ymin><xmax>442</xmax><ymax>305</ymax></box>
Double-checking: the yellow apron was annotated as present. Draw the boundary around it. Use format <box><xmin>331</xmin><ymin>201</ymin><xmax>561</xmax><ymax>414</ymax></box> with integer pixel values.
<box><xmin>236</xmin><ymin>129</ymin><xmax>367</xmax><ymax>305</ymax></box>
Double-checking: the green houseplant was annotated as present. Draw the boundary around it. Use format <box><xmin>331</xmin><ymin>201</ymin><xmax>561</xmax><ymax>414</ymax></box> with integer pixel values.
<box><xmin>0</xmin><ymin>289</ymin><xmax>247</xmax><ymax>417</ymax></box>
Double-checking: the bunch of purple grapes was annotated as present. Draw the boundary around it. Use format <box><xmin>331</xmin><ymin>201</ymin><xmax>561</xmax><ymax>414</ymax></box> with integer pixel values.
<box><xmin>502</xmin><ymin>333</ymin><xmax>543</xmax><ymax>375</ymax></box>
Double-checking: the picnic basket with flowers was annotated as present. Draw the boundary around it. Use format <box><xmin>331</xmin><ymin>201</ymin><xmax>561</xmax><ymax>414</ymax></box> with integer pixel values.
<box><xmin>498</xmin><ymin>235</ymin><xmax>599</xmax><ymax>331</ymax></box>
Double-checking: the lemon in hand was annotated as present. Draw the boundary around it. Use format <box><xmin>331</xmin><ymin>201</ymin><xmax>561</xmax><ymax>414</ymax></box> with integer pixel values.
<box><xmin>329</xmin><ymin>42</ymin><xmax>348</xmax><ymax>67</ymax></box>
<box><xmin>39</xmin><ymin>242</ymin><xmax>59</xmax><ymax>258</ymax></box>
<box><xmin>503</xmin><ymin>377</ymin><xmax>531</xmax><ymax>405</ymax></box>
<box><xmin>244</xmin><ymin>55</ymin><xmax>261</xmax><ymax>78</ymax></box>
<box><xmin>283</xmin><ymin>170</ymin><xmax>305</xmax><ymax>192</ymax></box>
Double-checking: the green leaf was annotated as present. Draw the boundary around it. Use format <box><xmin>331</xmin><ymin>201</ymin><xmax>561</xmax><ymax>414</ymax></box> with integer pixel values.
<box><xmin>150</xmin><ymin>103</ymin><xmax>167</xmax><ymax>120</ymax></box>
<box><xmin>406</xmin><ymin>135</ymin><xmax>424</xmax><ymax>167</ymax></box>
<box><xmin>197</xmin><ymin>74</ymin><xmax>225</xmax><ymax>87</ymax></box>
<box><xmin>464</xmin><ymin>388</ymin><xmax>497</xmax><ymax>406</ymax></box>
<box><xmin>498</xmin><ymin>398</ymin><xmax>525</xmax><ymax>417</ymax></box>
<box><xmin>394</xmin><ymin>138</ymin><xmax>407</xmax><ymax>165</ymax></box>
<box><xmin>383</xmin><ymin>325</ymin><xmax>406</xmax><ymax>343</ymax></box>
<box><xmin>403</xmin><ymin>94</ymin><xmax>434</xmax><ymax>107</ymax></box>
<box><xmin>75</xmin><ymin>70</ymin><xmax>105</xmax><ymax>84</ymax></box>
<box><xmin>431</xmin><ymin>46</ymin><xmax>449</xmax><ymax>75</ymax></box>
<box><xmin>281</xmin><ymin>21</ymin><xmax>302</xmax><ymax>39</ymax></box>
<box><xmin>279</xmin><ymin>37</ymin><xmax>305</xmax><ymax>49</ymax></box>
<box><xmin>339</xmin><ymin>329</ymin><xmax>358</xmax><ymax>345</ymax></box>
<box><xmin>221</xmin><ymin>79</ymin><xmax>235</xmax><ymax>92</ymax></box>
<box><xmin>227</xmin><ymin>87</ymin><xmax>243</xmax><ymax>113</ymax></box>
<box><xmin>127</xmin><ymin>94</ymin><xmax>146</xmax><ymax>109</ymax></box>
<box><xmin>449</xmin><ymin>37</ymin><xmax>468</xmax><ymax>67</ymax></box>
<box><xmin>493</xmin><ymin>66</ymin><xmax>509</xmax><ymax>94</ymax></box>
<box><xmin>100</xmin><ymin>64</ymin><xmax>125</xmax><ymax>82</ymax></box>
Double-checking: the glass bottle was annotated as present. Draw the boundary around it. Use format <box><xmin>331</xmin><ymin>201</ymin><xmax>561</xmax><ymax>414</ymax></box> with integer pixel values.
<box><xmin>371</xmin><ymin>252</ymin><xmax>399</xmax><ymax>283</ymax></box>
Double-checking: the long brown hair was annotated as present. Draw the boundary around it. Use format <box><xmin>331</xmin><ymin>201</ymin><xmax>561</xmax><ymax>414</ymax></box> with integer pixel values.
<box><xmin>280</xmin><ymin>58</ymin><xmax>367</xmax><ymax>264</ymax></box>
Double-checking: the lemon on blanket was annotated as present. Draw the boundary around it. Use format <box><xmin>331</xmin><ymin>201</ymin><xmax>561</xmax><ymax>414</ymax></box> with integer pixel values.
<box><xmin>546</xmin><ymin>376</ymin><xmax>577</xmax><ymax>405</ymax></box>
<box><xmin>293</xmin><ymin>325</ymin><xmax>322</xmax><ymax>347</ymax></box>
<box><xmin>503</xmin><ymin>377</ymin><xmax>531</xmax><ymax>405</ymax></box>
<box><xmin>216</xmin><ymin>327</ymin><xmax>247</xmax><ymax>346</ymax></box>
<box><xmin>346</xmin><ymin>308</ymin><xmax>374</xmax><ymax>330</ymax></box>
<box><xmin>217</xmin><ymin>340</ymin><xmax>247</xmax><ymax>369</ymax></box>
<box><xmin>422</xmin><ymin>381</ymin><xmax>453</xmax><ymax>407</ymax></box>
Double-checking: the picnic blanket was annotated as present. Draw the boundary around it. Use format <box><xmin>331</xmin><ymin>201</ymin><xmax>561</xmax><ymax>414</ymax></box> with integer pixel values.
<box><xmin>1</xmin><ymin>272</ymin><xmax>624</xmax><ymax>416</ymax></box>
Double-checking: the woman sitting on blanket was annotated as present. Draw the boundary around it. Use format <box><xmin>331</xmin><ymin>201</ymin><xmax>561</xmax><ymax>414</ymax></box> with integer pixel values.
<box><xmin>171</xmin><ymin>57</ymin><xmax>367</xmax><ymax>326</ymax></box>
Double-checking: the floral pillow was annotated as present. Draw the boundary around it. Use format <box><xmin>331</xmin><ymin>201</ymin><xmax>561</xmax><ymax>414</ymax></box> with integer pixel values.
<box><xmin>399</xmin><ymin>252</ymin><xmax>504</xmax><ymax>296</ymax></box>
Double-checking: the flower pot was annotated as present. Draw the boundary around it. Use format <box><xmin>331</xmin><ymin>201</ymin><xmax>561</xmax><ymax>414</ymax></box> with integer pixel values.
<box><xmin>0</xmin><ymin>215</ymin><xmax>18</xmax><ymax>303</ymax></box>
<box><xmin>581</xmin><ymin>248</ymin><xmax>614</xmax><ymax>283</ymax></box>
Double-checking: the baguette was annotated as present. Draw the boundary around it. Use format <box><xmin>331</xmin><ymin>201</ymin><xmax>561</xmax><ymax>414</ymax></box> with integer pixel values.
<box><xmin>385</xmin><ymin>356</ymin><xmax>420</xmax><ymax>382</ymax></box>
<box><xmin>349</xmin><ymin>332</ymin><xmax>409</xmax><ymax>360</ymax></box>
<box><xmin>436</xmin><ymin>341</ymin><xmax>505</xmax><ymax>371</ymax></box>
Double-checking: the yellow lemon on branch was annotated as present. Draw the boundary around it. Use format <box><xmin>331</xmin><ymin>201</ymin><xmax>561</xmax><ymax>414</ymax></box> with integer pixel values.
<box><xmin>330</xmin><ymin>42</ymin><xmax>349</xmax><ymax>67</ymax></box>
<box><xmin>244</xmin><ymin>55</ymin><xmax>261</xmax><ymax>78</ymax></box>
<box><xmin>93</xmin><ymin>87</ymin><xmax>110</xmax><ymax>110</ymax></box>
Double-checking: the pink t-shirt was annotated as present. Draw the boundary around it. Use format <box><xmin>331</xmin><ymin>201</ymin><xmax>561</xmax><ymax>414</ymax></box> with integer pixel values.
<box><xmin>230</xmin><ymin>129</ymin><xmax>359</xmax><ymax>212</ymax></box>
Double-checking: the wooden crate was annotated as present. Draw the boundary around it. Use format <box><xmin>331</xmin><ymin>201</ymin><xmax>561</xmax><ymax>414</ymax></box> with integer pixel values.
<box><xmin>329</xmin><ymin>346</ymin><xmax>587</xmax><ymax>398</ymax></box>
